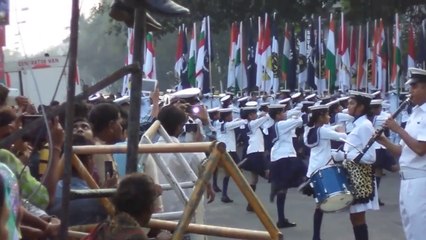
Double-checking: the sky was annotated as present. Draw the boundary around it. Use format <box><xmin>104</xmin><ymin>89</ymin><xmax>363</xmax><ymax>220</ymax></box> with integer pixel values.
<box><xmin>5</xmin><ymin>0</ymin><xmax>100</xmax><ymax>56</ymax></box>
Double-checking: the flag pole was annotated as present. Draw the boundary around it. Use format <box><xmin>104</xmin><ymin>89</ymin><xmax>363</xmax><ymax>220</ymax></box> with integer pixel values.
<box><xmin>318</xmin><ymin>16</ymin><xmax>322</xmax><ymax>96</ymax></box>
<box><xmin>207</xmin><ymin>16</ymin><xmax>213</xmax><ymax>108</ymax></box>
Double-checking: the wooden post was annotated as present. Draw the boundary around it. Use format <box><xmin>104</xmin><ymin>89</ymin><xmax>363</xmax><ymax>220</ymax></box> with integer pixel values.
<box><xmin>172</xmin><ymin>142</ymin><xmax>224</xmax><ymax>240</ymax></box>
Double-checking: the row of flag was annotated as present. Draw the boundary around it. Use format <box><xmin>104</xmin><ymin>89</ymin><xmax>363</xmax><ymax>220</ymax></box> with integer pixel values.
<box><xmin>122</xmin><ymin>13</ymin><xmax>426</xmax><ymax>96</ymax></box>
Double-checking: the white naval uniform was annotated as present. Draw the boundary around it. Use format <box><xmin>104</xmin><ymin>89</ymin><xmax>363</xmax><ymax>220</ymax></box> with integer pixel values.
<box><xmin>343</xmin><ymin>115</ymin><xmax>379</xmax><ymax>213</ymax></box>
<box><xmin>372</xmin><ymin>111</ymin><xmax>391</xmax><ymax>150</ymax></box>
<box><xmin>305</xmin><ymin>126</ymin><xmax>347</xmax><ymax>177</ymax></box>
<box><xmin>335</xmin><ymin>112</ymin><xmax>354</xmax><ymax>133</ymax></box>
<box><xmin>216</xmin><ymin>119</ymin><xmax>248</xmax><ymax>152</ymax></box>
<box><xmin>270</xmin><ymin>117</ymin><xmax>303</xmax><ymax>162</ymax></box>
<box><xmin>247</xmin><ymin>115</ymin><xmax>271</xmax><ymax>154</ymax></box>
<box><xmin>398</xmin><ymin>103</ymin><xmax>426</xmax><ymax>240</ymax></box>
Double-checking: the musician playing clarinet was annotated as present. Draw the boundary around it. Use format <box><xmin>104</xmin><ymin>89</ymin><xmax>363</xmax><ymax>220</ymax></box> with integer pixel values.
<box><xmin>334</xmin><ymin>91</ymin><xmax>379</xmax><ymax>240</ymax></box>
<box><xmin>377</xmin><ymin>67</ymin><xmax>426</xmax><ymax>240</ymax></box>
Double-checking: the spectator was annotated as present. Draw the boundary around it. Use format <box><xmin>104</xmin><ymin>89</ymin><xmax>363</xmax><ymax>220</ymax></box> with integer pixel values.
<box><xmin>87</xmin><ymin>173</ymin><xmax>166</xmax><ymax>240</ymax></box>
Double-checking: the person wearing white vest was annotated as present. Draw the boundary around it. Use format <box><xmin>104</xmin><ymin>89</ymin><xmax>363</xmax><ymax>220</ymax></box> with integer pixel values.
<box><xmin>377</xmin><ymin>67</ymin><xmax>426</xmax><ymax>240</ymax></box>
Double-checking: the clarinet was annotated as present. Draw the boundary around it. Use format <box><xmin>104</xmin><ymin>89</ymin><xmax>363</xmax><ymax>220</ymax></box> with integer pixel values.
<box><xmin>353</xmin><ymin>97</ymin><xmax>411</xmax><ymax>164</ymax></box>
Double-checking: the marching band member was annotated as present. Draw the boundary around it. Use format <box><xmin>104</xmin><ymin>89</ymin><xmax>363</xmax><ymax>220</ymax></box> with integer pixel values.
<box><xmin>334</xmin><ymin>91</ymin><xmax>379</xmax><ymax>240</ymax></box>
<box><xmin>368</xmin><ymin>99</ymin><xmax>399</xmax><ymax>206</ymax></box>
<box><xmin>216</xmin><ymin>108</ymin><xmax>247</xmax><ymax>203</ymax></box>
<box><xmin>239</xmin><ymin>103</ymin><xmax>271</xmax><ymax>212</ymax></box>
<box><xmin>304</xmin><ymin>104</ymin><xmax>347</xmax><ymax>240</ymax></box>
<box><xmin>269</xmin><ymin>104</ymin><xmax>305</xmax><ymax>228</ymax></box>
<box><xmin>377</xmin><ymin>67</ymin><xmax>426</xmax><ymax>240</ymax></box>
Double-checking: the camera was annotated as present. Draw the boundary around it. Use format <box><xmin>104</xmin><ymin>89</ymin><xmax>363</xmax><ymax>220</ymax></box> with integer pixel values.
<box><xmin>185</xmin><ymin>123</ymin><xmax>198</xmax><ymax>133</ymax></box>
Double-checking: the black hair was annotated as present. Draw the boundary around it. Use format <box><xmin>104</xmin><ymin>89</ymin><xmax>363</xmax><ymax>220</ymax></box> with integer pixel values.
<box><xmin>88</xmin><ymin>103</ymin><xmax>121</xmax><ymax>134</ymax></box>
<box><xmin>269</xmin><ymin>108</ymin><xmax>284</xmax><ymax>120</ymax></box>
<box><xmin>113</xmin><ymin>173</ymin><xmax>158</xmax><ymax>220</ymax></box>
<box><xmin>0</xmin><ymin>107</ymin><xmax>16</xmax><ymax>127</ymax></box>
<box><xmin>350</xmin><ymin>96</ymin><xmax>371</xmax><ymax>116</ymax></box>
<box><xmin>241</xmin><ymin>109</ymin><xmax>256</xmax><ymax>120</ymax></box>
<box><xmin>219</xmin><ymin>111</ymin><xmax>232</xmax><ymax>122</ymax></box>
<box><xmin>0</xmin><ymin>85</ymin><xmax>9</xmax><ymax>106</ymax></box>
<box><xmin>158</xmin><ymin>104</ymin><xmax>187</xmax><ymax>136</ymax></box>
<box><xmin>307</xmin><ymin>109</ymin><xmax>329</xmax><ymax>127</ymax></box>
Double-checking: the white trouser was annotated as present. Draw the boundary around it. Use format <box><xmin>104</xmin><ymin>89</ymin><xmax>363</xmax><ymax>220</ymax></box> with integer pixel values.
<box><xmin>400</xmin><ymin>177</ymin><xmax>426</xmax><ymax>240</ymax></box>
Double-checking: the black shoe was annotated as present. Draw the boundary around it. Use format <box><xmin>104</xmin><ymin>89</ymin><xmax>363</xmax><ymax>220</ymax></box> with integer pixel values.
<box><xmin>213</xmin><ymin>185</ymin><xmax>222</xmax><ymax>193</ymax></box>
<box><xmin>122</xmin><ymin>0</ymin><xmax>190</xmax><ymax>16</ymax></box>
<box><xmin>221</xmin><ymin>196</ymin><xmax>233</xmax><ymax>203</ymax></box>
<box><xmin>276</xmin><ymin>220</ymin><xmax>297</xmax><ymax>228</ymax></box>
<box><xmin>379</xmin><ymin>199</ymin><xmax>385</xmax><ymax>206</ymax></box>
<box><xmin>246</xmin><ymin>204</ymin><xmax>254</xmax><ymax>212</ymax></box>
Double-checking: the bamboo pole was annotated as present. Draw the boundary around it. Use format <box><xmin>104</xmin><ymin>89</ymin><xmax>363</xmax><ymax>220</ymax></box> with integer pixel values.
<box><xmin>73</xmin><ymin>142</ymin><xmax>214</xmax><ymax>154</ymax></box>
<box><xmin>143</xmin><ymin>120</ymin><xmax>161</xmax><ymax>140</ymax></box>
<box><xmin>71</xmin><ymin>154</ymin><xmax>115</xmax><ymax>215</ymax></box>
<box><xmin>221</xmin><ymin>152</ymin><xmax>283</xmax><ymax>240</ymax></box>
<box><xmin>172</xmin><ymin>142</ymin><xmax>225</xmax><ymax>240</ymax></box>
<box><xmin>69</xmin><ymin>219</ymin><xmax>272</xmax><ymax>240</ymax></box>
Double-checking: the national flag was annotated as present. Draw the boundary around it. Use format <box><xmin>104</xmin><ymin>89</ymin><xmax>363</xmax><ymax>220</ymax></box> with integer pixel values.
<box><xmin>122</xmin><ymin>28</ymin><xmax>134</xmax><ymax>96</ymax></box>
<box><xmin>337</xmin><ymin>12</ymin><xmax>350</xmax><ymax>91</ymax></box>
<box><xmin>255</xmin><ymin>16</ymin><xmax>264</xmax><ymax>89</ymax></box>
<box><xmin>246</xmin><ymin>18</ymin><xmax>257</xmax><ymax>92</ymax></box>
<box><xmin>288</xmin><ymin>24</ymin><xmax>298</xmax><ymax>91</ymax></box>
<box><xmin>281</xmin><ymin>23</ymin><xmax>290</xmax><ymax>85</ymax></box>
<box><xmin>196</xmin><ymin>18</ymin><xmax>206</xmax><ymax>90</ymax></box>
<box><xmin>227</xmin><ymin>22</ymin><xmax>239</xmax><ymax>89</ymax></box>
<box><xmin>325</xmin><ymin>13</ymin><xmax>336</xmax><ymax>93</ymax></box>
<box><xmin>175</xmin><ymin>26</ymin><xmax>183</xmax><ymax>78</ymax></box>
<box><xmin>261</xmin><ymin>13</ymin><xmax>272</xmax><ymax>93</ymax></box>
<box><xmin>235</xmin><ymin>21</ymin><xmax>248</xmax><ymax>92</ymax></box>
<box><xmin>175</xmin><ymin>25</ymin><xmax>190</xmax><ymax>89</ymax></box>
<box><xmin>270</xmin><ymin>13</ymin><xmax>280</xmax><ymax>94</ymax></box>
<box><xmin>143</xmin><ymin>32</ymin><xmax>156</xmax><ymax>79</ymax></box>
<box><xmin>356</xmin><ymin>25</ymin><xmax>366</xmax><ymax>90</ymax></box>
<box><xmin>188</xmin><ymin>23</ymin><xmax>197</xmax><ymax>87</ymax></box>
<box><xmin>349</xmin><ymin>26</ymin><xmax>357</xmax><ymax>87</ymax></box>
<box><xmin>196</xmin><ymin>16</ymin><xmax>212</xmax><ymax>93</ymax></box>
<box><xmin>298</xmin><ymin>25</ymin><xmax>307</xmax><ymax>90</ymax></box>
<box><xmin>306</xmin><ymin>18</ymin><xmax>317</xmax><ymax>90</ymax></box>
<box><xmin>371</xmin><ymin>20</ymin><xmax>379</xmax><ymax>89</ymax></box>
<box><xmin>378</xmin><ymin>19</ymin><xmax>388</xmax><ymax>92</ymax></box>
<box><xmin>315</xmin><ymin>16</ymin><xmax>326</xmax><ymax>95</ymax></box>
<box><xmin>390</xmin><ymin>13</ymin><xmax>401</xmax><ymax>88</ymax></box>
<box><xmin>407</xmin><ymin>23</ymin><xmax>416</xmax><ymax>71</ymax></box>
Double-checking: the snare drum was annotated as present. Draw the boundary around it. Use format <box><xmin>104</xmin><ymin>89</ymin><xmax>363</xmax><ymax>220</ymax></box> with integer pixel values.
<box><xmin>310</xmin><ymin>165</ymin><xmax>353</xmax><ymax>212</ymax></box>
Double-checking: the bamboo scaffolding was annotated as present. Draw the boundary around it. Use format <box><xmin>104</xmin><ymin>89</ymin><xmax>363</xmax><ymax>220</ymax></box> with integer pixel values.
<box><xmin>73</xmin><ymin>142</ymin><xmax>214</xmax><ymax>155</ymax></box>
<box><xmin>221</xmin><ymin>152</ymin><xmax>283</xmax><ymax>240</ymax></box>
<box><xmin>69</xmin><ymin>219</ymin><xmax>272</xmax><ymax>240</ymax></box>
<box><xmin>172</xmin><ymin>142</ymin><xmax>224</xmax><ymax>240</ymax></box>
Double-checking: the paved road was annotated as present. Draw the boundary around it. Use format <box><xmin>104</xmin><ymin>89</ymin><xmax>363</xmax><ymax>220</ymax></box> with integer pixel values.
<box><xmin>204</xmin><ymin>170</ymin><xmax>405</xmax><ymax>240</ymax></box>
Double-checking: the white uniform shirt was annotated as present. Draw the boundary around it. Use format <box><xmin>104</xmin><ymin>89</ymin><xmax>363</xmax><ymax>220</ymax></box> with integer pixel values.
<box><xmin>335</xmin><ymin>112</ymin><xmax>354</xmax><ymax>133</ymax></box>
<box><xmin>286</xmin><ymin>106</ymin><xmax>302</xmax><ymax>138</ymax></box>
<box><xmin>247</xmin><ymin>115</ymin><xmax>271</xmax><ymax>154</ymax></box>
<box><xmin>372</xmin><ymin>111</ymin><xmax>390</xmax><ymax>149</ymax></box>
<box><xmin>344</xmin><ymin>115</ymin><xmax>376</xmax><ymax>164</ymax></box>
<box><xmin>305</xmin><ymin>127</ymin><xmax>347</xmax><ymax>176</ymax></box>
<box><xmin>216</xmin><ymin>119</ymin><xmax>247</xmax><ymax>152</ymax></box>
<box><xmin>271</xmin><ymin>117</ymin><xmax>303</xmax><ymax>161</ymax></box>
<box><xmin>399</xmin><ymin>103</ymin><xmax>426</xmax><ymax>170</ymax></box>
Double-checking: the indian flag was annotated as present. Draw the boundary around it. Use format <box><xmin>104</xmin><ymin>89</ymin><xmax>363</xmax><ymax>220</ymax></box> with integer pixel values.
<box><xmin>188</xmin><ymin>23</ymin><xmax>197</xmax><ymax>87</ymax></box>
<box><xmin>143</xmin><ymin>32</ymin><xmax>156</xmax><ymax>79</ymax></box>
<box><xmin>325</xmin><ymin>13</ymin><xmax>336</xmax><ymax>93</ymax></box>
<box><xmin>227</xmin><ymin>22</ymin><xmax>238</xmax><ymax>89</ymax></box>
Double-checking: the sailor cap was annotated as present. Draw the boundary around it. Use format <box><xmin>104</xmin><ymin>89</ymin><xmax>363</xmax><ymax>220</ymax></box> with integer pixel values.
<box><xmin>171</xmin><ymin>88</ymin><xmax>201</xmax><ymax>99</ymax></box>
<box><xmin>308</xmin><ymin>104</ymin><xmax>329</xmax><ymax>112</ymax></box>
<box><xmin>406</xmin><ymin>67</ymin><xmax>426</xmax><ymax>85</ymax></box>
<box><xmin>207</xmin><ymin>107</ymin><xmax>220</xmax><ymax>113</ymax></box>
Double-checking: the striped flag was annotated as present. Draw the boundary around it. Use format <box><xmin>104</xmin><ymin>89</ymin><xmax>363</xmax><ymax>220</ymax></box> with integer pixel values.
<box><xmin>407</xmin><ymin>23</ymin><xmax>416</xmax><ymax>71</ymax></box>
<box><xmin>261</xmin><ymin>13</ymin><xmax>272</xmax><ymax>93</ymax></box>
<box><xmin>227</xmin><ymin>22</ymin><xmax>238</xmax><ymax>89</ymax></box>
<box><xmin>143</xmin><ymin>32</ymin><xmax>156</xmax><ymax>79</ymax></box>
<box><xmin>270</xmin><ymin>13</ymin><xmax>280</xmax><ymax>94</ymax></box>
<box><xmin>390</xmin><ymin>13</ymin><xmax>401</xmax><ymax>88</ymax></box>
<box><xmin>298</xmin><ymin>26</ymin><xmax>307</xmax><ymax>90</ymax></box>
<box><xmin>188</xmin><ymin>23</ymin><xmax>197</xmax><ymax>87</ymax></box>
<box><xmin>235</xmin><ymin>21</ymin><xmax>248</xmax><ymax>92</ymax></box>
<box><xmin>325</xmin><ymin>14</ymin><xmax>336</xmax><ymax>93</ymax></box>
<box><xmin>337</xmin><ymin>12</ymin><xmax>350</xmax><ymax>92</ymax></box>
<box><xmin>196</xmin><ymin>18</ymin><xmax>207</xmax><ymax>91</ymax></box>
<box><xmin>255</xmin><ymin>16</ymin><xmax>264</xmax><ymax>89</ymax></box>
<box><xmin>281</xmin><ymin>23</ymin><xmax>290</xmax><ymax>87</ymax></box>
<box><xmin>349</xmin><ymin>26</ymin><xmax>357</xmax><ymax>88</ymax></box>
<box><xmin>306</xmin><ymin>18</ymin><xmax>317</xmax><ymax>90</ymax></box>
<box><xmin>356</xmin><ymin>25</ymin><xmax>366</xmax><ymax>90</ymax></box>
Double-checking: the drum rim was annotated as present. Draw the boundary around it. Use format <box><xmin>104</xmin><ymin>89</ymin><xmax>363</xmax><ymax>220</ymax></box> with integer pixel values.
<box><xmin>318</xmin><ymin>190</ymin><xmax>354</xmax><ymax>213</ymax></box>
<box><xmin>310</xmin><ymin>164</ymin><xmax>345</xmax><ymax>178</ymax></box>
